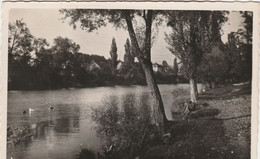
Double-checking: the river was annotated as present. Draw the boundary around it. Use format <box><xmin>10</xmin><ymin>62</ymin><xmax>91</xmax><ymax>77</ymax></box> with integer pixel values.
<box><xmin>7</xmin><ymin>84</ymin><xmax>202</xmax><ymax>159</ymax></box>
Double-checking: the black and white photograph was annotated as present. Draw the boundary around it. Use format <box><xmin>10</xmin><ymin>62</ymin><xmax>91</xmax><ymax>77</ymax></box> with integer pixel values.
<box><xmin>1</xmin><ymin>2</ymin><xmax>259</xmax><ymax>159</ymax></box>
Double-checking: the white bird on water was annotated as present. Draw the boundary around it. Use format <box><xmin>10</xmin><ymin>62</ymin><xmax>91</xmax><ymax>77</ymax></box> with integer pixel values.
<box><xmin>29</xmin><ymin>107</ymin><xmax>34</xmax><ymax>114</ymax></box>
<box><xmin>22</xmin><ymin>107</ymin><xmax>34</xmax><ymax>114</ymax></box>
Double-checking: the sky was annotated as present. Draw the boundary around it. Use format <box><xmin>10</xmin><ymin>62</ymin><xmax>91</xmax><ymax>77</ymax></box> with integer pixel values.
<box><xmin>9</xmin><ymin>9</ymin><xmax>245</xmax><ymax>66</ymax></box>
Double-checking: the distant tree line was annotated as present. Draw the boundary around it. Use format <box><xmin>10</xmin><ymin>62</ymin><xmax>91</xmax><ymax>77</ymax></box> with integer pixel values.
<box><xmin>8</xmin><ymin>20</ymin><xmax>181</xmax><ymax>90</ymax></box>
<box><xmin>8</xmin><ymin>20</ymin><xmax>190</xmax><ymax>90</ymax></box>
<box><xmin>8</xmin><ymin>20</ymin><xmax>139</xmax><ymax>90</ymax></box>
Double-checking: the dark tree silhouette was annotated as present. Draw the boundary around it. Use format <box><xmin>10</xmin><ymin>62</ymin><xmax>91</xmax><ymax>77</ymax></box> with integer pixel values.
<box><xmin>109</xmin><ymin>37</ymin><xmax>118</xmax><ymax>75</ymax></box>
<box><xmin>8</xmin><ymin>20</ymin><xmax>35</xmax><ymax>89</ymax></box>
<box><xmin>124</xmin><ymin>38</ymin><xmax>135</xmax><ymax>66</ymax></box>
<box><xmin>238</xmin><ymin>11</ymin><xmax>252</xmax><ymax>82</ymax></box>
<box><xmin>173</xmin><ymin>58</ymin><xmax>178</xmax><ymax>76</ymax></box>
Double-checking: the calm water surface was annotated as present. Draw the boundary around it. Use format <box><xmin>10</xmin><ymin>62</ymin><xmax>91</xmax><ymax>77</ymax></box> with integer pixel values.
<box><xmin>7</xmin><ymin>84</ymin><xmax>201</xmax><ymax>159</ymax></box>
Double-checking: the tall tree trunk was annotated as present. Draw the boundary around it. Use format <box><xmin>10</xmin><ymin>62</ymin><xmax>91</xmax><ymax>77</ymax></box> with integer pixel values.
<box><xmin>142</xmin><ymin>61</ymin><xmax>167</xmax><ymax>134</ymax></box>
<box><xmin>123</xmin><ymin>10</ymin><xmax>167</xmax><ymax>134</ymax></box>
<box><xmin>189</xmin><ymin>78</ymin><xmax>198</xmax><ymax>103</ymax></box>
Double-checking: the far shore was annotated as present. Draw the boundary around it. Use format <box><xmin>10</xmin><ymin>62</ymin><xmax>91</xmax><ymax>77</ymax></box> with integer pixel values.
<box><xmin>7</xmin><ymin>81</ymin><xmax>186</xmax><ymax>91</ymax></box>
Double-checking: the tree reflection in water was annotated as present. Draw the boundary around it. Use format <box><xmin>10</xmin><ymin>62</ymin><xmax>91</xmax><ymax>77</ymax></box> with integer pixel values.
<box><xmin>91</xmin><ymin>93</ymin><xmax>162</xmax><ymax>159</ymax></box>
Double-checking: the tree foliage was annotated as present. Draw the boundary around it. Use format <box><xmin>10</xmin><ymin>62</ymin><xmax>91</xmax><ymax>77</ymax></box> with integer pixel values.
<box><xmin>109</xmin><ymin>37</ymin><xmax>118</xmax><ymax>74</ymax></box>
<box><xmin>8</xmin><ymin>20</ymin><xmax>34</xmax><ymax>53</ymax></box>
<box><xmin>197</xmin><ymin>43</ymin><xmax>228</xmax><ymax>85</ymax></box>
<box><xmin>196</xmin><ymin>11</ymin><xmax>252</xmax><ymax>86</ymax></box>
<box><xmin>223</xmin><ymin>11</ymin><xmax>252</xmax><ymax>83</ymax></box>
<box><xmin>8</xmin><ymin>20</ymin><xmax>148</xmax><ymax>90</ymax></box>
<box><xmin>237</xmin><ymin>11</ymin><xmax>252</xmax><ymax>81</ymax></box>
<box><xmin>165</xmin><ymin>11</ymin><xmax>227</xmax><ymax>79</ymax></box>
<box><xmin>124</xmin><ymin>38</ymin><xmax>135</xmax><ymax>65</ymax></box>
<box><xmin>8</xmin><ymin>20</ymin><xmax>37</xmax><ymax>89</ymax></box>
<box><xmin>165</xmin><ymin>11</ymin><xmax>228</xmax><ymax>101</ymax></box>
<box><xmin>8</xmin><ymin>20</ymin><xmax>34</xmax><ymax>65</ymax></box>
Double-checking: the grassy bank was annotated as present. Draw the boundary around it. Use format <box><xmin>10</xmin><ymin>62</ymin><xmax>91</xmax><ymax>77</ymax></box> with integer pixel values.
<box><xmin>75</xmin><ymin>84</ymin><xmax>251</xmax><ymax>159</ymax></box>
<box><xmin>143</xmin><ymin>84</ymin><xmax>251</xmax><ymax>159</ymax></box>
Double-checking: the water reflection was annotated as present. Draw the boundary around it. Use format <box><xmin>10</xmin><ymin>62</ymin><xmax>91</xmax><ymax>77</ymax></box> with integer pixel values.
<box><xmin>7</xmin><ymin>84</ymin><xmax>196</xmax><ymax>159</ymax></box>
<box><xmin>7</xmin><ymin>104</ymin><xmax>80</xmax><ymax>159</ymax></box>
<box><xmin>91</xmin><ymin>93</ymin><xmax>162</xmax><ymax>159</ymax></box>
<box><xmin>31</xmin><ymin>104</ymin><xmax>80</xmax><ymax>139</ymax></box>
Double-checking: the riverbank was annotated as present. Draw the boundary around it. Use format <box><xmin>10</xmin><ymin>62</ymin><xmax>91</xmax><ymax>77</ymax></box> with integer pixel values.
<box><xmin>7</xmin><ymin>83</ymin><xmax>251</xmax><ymax>159</ymax></box>
<box><xmin>143</xmin><ymin>84</ymin><xmax>251</xmax><ymax>159</ymax></box>
<box><xmin>8</xmin><ymin>80</ymin><xmax>184</xmax><ymax>91</ymax></box>
<box><xmin>8</xmin><ymin>74</ymin><xmax>187</xmax><ymax>91</ymax></box>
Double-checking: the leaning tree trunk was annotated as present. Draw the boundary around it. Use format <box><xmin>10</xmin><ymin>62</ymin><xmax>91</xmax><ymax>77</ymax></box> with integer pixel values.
<box><xmin>142</xmin><ymin>61</ymin><xmax>167</xmax><ymax>134</ymax></box>
<box><xmin>124</xmin><ymin>10</ymin><xmax>167</xmax><ymax>135</ymax></box>
<box><xmin>189</xmin><ymin>78</ymin><xmax>198</xmax><ymax>103</ymax></box>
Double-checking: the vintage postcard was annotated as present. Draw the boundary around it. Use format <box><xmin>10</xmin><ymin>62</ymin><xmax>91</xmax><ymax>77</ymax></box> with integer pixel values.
<box><xmin>1</xmin><ymin>1</ymin><xmax>259</xmax><ymax>159</ymax></box>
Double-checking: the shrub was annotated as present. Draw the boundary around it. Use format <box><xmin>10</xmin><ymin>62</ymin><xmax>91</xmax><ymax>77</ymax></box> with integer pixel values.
<box><xmin>91</xmin><ymin>94</ymin><xmax>162</xmax><ymax>159</ymax></box>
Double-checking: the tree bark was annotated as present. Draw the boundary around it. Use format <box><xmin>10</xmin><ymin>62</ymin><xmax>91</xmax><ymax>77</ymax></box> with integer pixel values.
<box><xmin>123</xmin><ymin>10</ymin><xmax>167</xmax><ymax>134</ymax></box>
<box><xmin>142</xmin><ymin>61</ymin><xmax>167</xmax><ymax>134</ymax></box>
<box><xmin>189</xmin><ymin>78</ymin><xmax>198</xmax><ymax>103</ymax></box>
